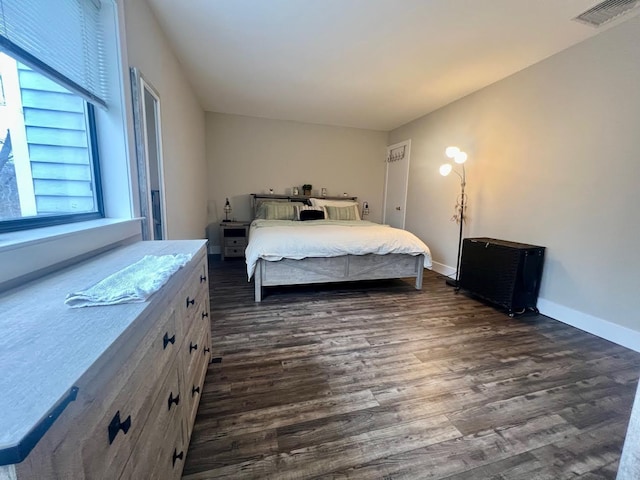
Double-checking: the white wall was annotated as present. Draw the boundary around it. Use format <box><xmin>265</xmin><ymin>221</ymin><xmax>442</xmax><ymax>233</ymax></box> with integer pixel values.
<box><xmin>123</xmin><ymin>0</ymin><xmax>207</xmax><ymax>240</ymax></box>
<box><xmin>206</xmin><ymin>113</ymin><xmax>388</xmax><ymax>249</ymax></box>
<box><xmin>389</xmin><ymin>16</ymin><xmax>640</xmax><ymax>344</ymax></box>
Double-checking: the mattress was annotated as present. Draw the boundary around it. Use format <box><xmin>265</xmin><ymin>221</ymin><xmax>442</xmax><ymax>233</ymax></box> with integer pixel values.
<box><xmin>245</xmin><ymin>219</ymin><xmax>432</xmax><ymax>279</ymax></box>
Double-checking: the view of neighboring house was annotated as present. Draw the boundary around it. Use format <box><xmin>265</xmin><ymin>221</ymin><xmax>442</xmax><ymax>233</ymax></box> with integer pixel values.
<box><xmin>0</xmin><ymin>53</ymin><xmax>96</xmax><ymax>222</ymax></box>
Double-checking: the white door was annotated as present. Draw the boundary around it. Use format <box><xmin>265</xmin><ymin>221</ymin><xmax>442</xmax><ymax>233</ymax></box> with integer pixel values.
<box><xmin>383</xmin><ymin>140</ymin><xmax>411</xmax><ymax>229</ymax></box>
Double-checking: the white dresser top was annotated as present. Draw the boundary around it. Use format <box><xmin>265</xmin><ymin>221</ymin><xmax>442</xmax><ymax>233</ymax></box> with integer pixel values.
<box><xmin>0</xmin><ymin>239</ymin><xmax>207</xmax><ymax>464</ymax></box>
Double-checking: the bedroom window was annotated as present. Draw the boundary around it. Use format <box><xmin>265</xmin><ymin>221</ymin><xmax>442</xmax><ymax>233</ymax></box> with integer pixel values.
<box><xmin>0</xmin><ymin>0</ymin><xmax>109</xmax><ymax>233</ymax></box>
<box><xmin>0</xmin><ymin>52</ymin><xmax>103</xmax><ymax>231</ymax></box>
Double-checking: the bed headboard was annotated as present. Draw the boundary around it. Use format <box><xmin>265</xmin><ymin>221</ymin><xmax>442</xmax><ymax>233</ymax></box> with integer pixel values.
<box><xmin>250</xmin><ymin>193</ymin><xmax>358</xmax><ymax>219</ymax></box>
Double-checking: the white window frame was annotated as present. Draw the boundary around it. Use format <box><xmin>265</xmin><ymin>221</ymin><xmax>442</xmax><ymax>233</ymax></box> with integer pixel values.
<box><xmin>0</xmin><ymin>0</ymin><xmax>142</xmax><ymax>292</ymax></box>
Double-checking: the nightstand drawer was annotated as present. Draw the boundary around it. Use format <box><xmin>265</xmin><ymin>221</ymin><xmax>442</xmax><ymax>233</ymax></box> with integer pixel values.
<box><xmin>224</xmin><ymin>237</ymin><xmax>247</xmax><ymax>247</ymax></box>
<box><xmin>224</xmin><ymin>246</ymin><xmax>245</xmax><ymax>257</ymax></box>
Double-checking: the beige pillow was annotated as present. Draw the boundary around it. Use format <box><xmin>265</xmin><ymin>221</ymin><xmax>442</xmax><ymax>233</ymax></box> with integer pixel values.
<box><xmin>325</xmin><ymin>205</ymin><xmax>360</xmax><ymax>221</ymax></box>
<box><xmin>309</xmin><ymin>198</ymin><xmax>360</xmax><ymax>220</ymax></box>
<box><xmin>255</xmin><ymin>201</ymin><xmax>304</xmax><ymax>220</ymax></box>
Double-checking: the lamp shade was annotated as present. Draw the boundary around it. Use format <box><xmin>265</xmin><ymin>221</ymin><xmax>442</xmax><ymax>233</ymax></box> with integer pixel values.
<box><xmin>439</xmin><ymin>164</ymin><xmax>452</xmax><ymax>176</ymax></box>
<box><xmin>454</xmin><ymin>151</ymin><xmax>468</xmax><ymax>164</ymax></box>
<box><xmin>445</xmin><ymin>146</ymin><xmax>460</xmax><ymax>158</ymax></box>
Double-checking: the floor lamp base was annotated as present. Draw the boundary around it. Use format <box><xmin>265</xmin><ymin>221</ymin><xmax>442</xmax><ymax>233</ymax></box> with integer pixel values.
<box><xmin>445</xmin><ymin>278</ymin><xmax>459</xmax><ymax>288</ymax></box>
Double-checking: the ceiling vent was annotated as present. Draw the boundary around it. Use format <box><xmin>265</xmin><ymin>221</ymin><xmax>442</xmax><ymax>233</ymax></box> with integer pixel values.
<box><xmin>573</xmin><ymin>0</ymin><xmax>640</xmax><ymax>26</ymax></box>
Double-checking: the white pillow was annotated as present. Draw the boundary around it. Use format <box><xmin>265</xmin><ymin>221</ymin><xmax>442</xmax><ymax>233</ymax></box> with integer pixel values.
<box><xmin>309</xmin><ymin>198</ymin><xmax>360</xmax><ymax>220</ymax></box>
<box><xmin>309</xmin><ymin>198</ymin><xmax>357</xmax><ymax>207</ymax></box>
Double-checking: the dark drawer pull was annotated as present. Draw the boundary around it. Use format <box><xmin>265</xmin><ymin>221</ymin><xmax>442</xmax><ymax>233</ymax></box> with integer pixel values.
<box><xmin>200</xmin><ymin>274</ymin><xmax>207</xmax><ymax>283</ymax></box>
<box><xmin>203</xmin><ymin>346</ymin><xmax>210</xmax><ymax>354</ymax></box>
<box><xmin>108</xmin><ymin>411</ymin><xmax>131</xmax><ymax>445</ymax></box>
<box><xmin>172</xmin><ymin>449</ymin><xmax>184</xmax><ymax>467</ymax></box>
<box><xmin>186</xmin><ymin>297</ymin><xmax>195</xmax><ymax>308</ymax></box>
<box><xmin>192</xmin><ymin>385</ymin><xmax>200</xmax><ymax>397</ymax></box>
<box><xmin>163</xmin><ymin>332</ymin><xmax>175</xmax><ymax>349</ymax></box>
<box><xmin>202</xmin><ymin>311</ymin><xmax>208</xmax><ymax>319</ymax></box>
<box><xmin>189</xmin><ymin>342</ymin><xmax>198</xmax><ymax>353</ymax></box>
<box><xmin>168</xmin><ymin>392</ymin><xmax>180</xmax><ymax>411</ymax></box>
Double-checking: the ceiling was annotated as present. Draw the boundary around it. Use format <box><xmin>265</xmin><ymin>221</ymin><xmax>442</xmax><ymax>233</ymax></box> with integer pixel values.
<box><xmin>146</xmin><ymin>0</ymin><xmax>639</xmax><ymax>131</ymax></box>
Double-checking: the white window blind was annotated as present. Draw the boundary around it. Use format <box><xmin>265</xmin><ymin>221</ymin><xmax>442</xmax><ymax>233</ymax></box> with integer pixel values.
<box><xmin>0</xmin><ymin>0</ymin><xmax>108</xmax><ymax>107</ymax></box>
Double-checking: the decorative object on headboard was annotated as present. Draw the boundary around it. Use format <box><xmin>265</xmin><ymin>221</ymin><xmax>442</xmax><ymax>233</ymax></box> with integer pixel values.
<box><xmin>439</xmin><ymin>146</ymin><xmax>469</xmax><ymax>288</ymax></box>
<box><xmin>302</xmin><ymin>184</ymin><xmax>312</xmax><ymax>195</ymax></box>
<box><xmin>292</xmin><ymin>186</ymin><xmax>299</xmax><ymax>195</ymax></box>
<box><xmin>223</xmin><ymin>197</ymin><xmax>232</xmax><ymax>222</ymax></box>
<box><xmin>361</xmin><ymin>201</ymin><xmax>369</xmax><ymax>217</ymax></box>
<box><xmin>321</xmin><ymin>187</ymin><xmax>327</xmax><ymax>197</ymax></box>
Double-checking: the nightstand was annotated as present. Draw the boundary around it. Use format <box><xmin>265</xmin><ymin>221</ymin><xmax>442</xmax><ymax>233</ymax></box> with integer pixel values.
<box><xmin>219</xmin><ymin>221</ymin><xmax>250</xmax><ymax>260</ymax></box>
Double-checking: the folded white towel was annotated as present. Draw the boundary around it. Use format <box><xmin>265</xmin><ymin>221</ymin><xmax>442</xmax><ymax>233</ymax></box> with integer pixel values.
<box><xmin>65</xmin><ymin>254</ymin><xmax>192</xmax><ymax>308</ymax></box>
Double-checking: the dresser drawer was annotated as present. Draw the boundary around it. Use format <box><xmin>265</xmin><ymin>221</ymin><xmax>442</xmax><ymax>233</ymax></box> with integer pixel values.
<box><xmin>224</xmin><ymin>237</ymin><xmax>247</xmax><ymax>247</ymax></box>
<box><xmin>178</xmin><ymin>257</ymin><xmax>209</xmax><ymax>329</ymax></box>
<box><xmin>149</xmin><ymin>415</ymin><xmax>187</xmax><ymax>480</ymax></box>
<box><xmin>185</xmin><ymin>326</ymin><xmax>210</xmax><ymax>430</ymax></box>
<box><xmin>74</xmin><ymin>309</ymin><xmax>179</xmax><ymax>478</ymax></box>
<box><xmin>179</xmin><ymin>288</ymin><xmax>206</xmax><ymax>337</ymax></box>
<box><xmin>182</xmin><ymin>317</ymin><xmax>208</xmax><ymax>382</ymax></box>
<box><xmin>117</xmin><ymin>362</ymin><xmax>186</xmax><ymax>480</ymax></box>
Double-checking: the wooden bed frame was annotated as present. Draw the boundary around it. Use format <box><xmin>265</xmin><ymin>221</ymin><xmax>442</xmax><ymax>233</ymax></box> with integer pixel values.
<box><xmin>250</xmin><ymin>194</ymin><xmax>426</xmax><ymax>302</ymax></box>
<box><xmin>254</xmin><ymin>253</ymin><xmax>425</xmax><ymax>302</ymax></box>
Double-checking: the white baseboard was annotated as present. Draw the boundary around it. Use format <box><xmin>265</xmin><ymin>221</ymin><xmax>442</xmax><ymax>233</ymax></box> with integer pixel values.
<box><xmin>431</xmin><ymin>261</ymin><xmax>455</xmax><ymax>279</ymax></box>
<box><xmin>431</xmin><ymin>260</ymin><xmax>640</xmax><ymax>353</ymax></box>
<box><xmin>537</xmin><ymin>298</ymin><xmax>640</xmax><ymax>353</ymax></box>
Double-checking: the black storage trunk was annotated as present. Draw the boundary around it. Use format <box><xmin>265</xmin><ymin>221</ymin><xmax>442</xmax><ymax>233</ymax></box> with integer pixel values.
<box><xmin>458</xmin><ymin>237</ymin><xmax>545</xmax><ymax>316</ymax></box>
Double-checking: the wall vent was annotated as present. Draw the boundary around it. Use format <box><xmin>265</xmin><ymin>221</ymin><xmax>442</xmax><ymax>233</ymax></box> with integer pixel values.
<box><xmin>573</xmin><ymin>0</ymin><xmax>640</xmax><ymax>27</ymax></box>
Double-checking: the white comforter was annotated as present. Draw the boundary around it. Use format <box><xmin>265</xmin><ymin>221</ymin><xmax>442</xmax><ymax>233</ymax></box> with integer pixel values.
<box><xmin>245</xmin><ymin>219</ymin><xmax>432</xmax><ymax>279</ymax></box>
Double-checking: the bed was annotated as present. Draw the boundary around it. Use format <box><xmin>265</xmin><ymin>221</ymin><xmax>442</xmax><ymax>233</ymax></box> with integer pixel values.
<box><xmin>246</xmin><ymin>195</ymin><xmax>432</xmax><ymax>301</ymax></box>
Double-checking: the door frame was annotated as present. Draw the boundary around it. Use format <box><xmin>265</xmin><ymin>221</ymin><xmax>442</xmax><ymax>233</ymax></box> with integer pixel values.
<box><xmin>130</xmin><ymin>67</ymin><xmax>167</xmax><ymax>240</ymax></box>
<box><xmin>382</xmin><ymin>139</ymin><xmax>411</xmax><ymax>229</ymax></box>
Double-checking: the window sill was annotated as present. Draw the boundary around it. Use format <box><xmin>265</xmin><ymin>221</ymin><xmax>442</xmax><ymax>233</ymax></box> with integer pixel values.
<box><xmin>0</xmin><ymin>218</ymin><xmax>142</xmax><ymax>292</ymax></box>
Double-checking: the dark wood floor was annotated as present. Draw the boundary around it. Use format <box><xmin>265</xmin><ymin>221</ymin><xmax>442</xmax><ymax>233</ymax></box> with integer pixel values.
<box><xmin>182</xmin><ymin>257</ymin><xmax>640</xmax><ymax>479</ymax></box>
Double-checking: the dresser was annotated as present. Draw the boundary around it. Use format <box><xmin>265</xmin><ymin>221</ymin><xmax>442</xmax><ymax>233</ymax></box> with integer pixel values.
<box><xmin>0</xmin><ymin>240</ymin><xmax>211</xmax><ymax>479</ymax></box>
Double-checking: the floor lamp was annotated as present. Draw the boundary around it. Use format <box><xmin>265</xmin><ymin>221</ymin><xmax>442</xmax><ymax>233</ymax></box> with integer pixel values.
<box><xmin>439</xmin><ymin>146</ymin><xmax>468</xmax><ymax>288</ymax></box>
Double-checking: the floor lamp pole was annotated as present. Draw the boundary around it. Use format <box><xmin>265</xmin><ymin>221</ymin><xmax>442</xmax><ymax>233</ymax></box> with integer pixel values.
<box><xmin>446</xmin><ymin>165</ymin><xmax>465</xmax><ymax>288</ymax></box>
